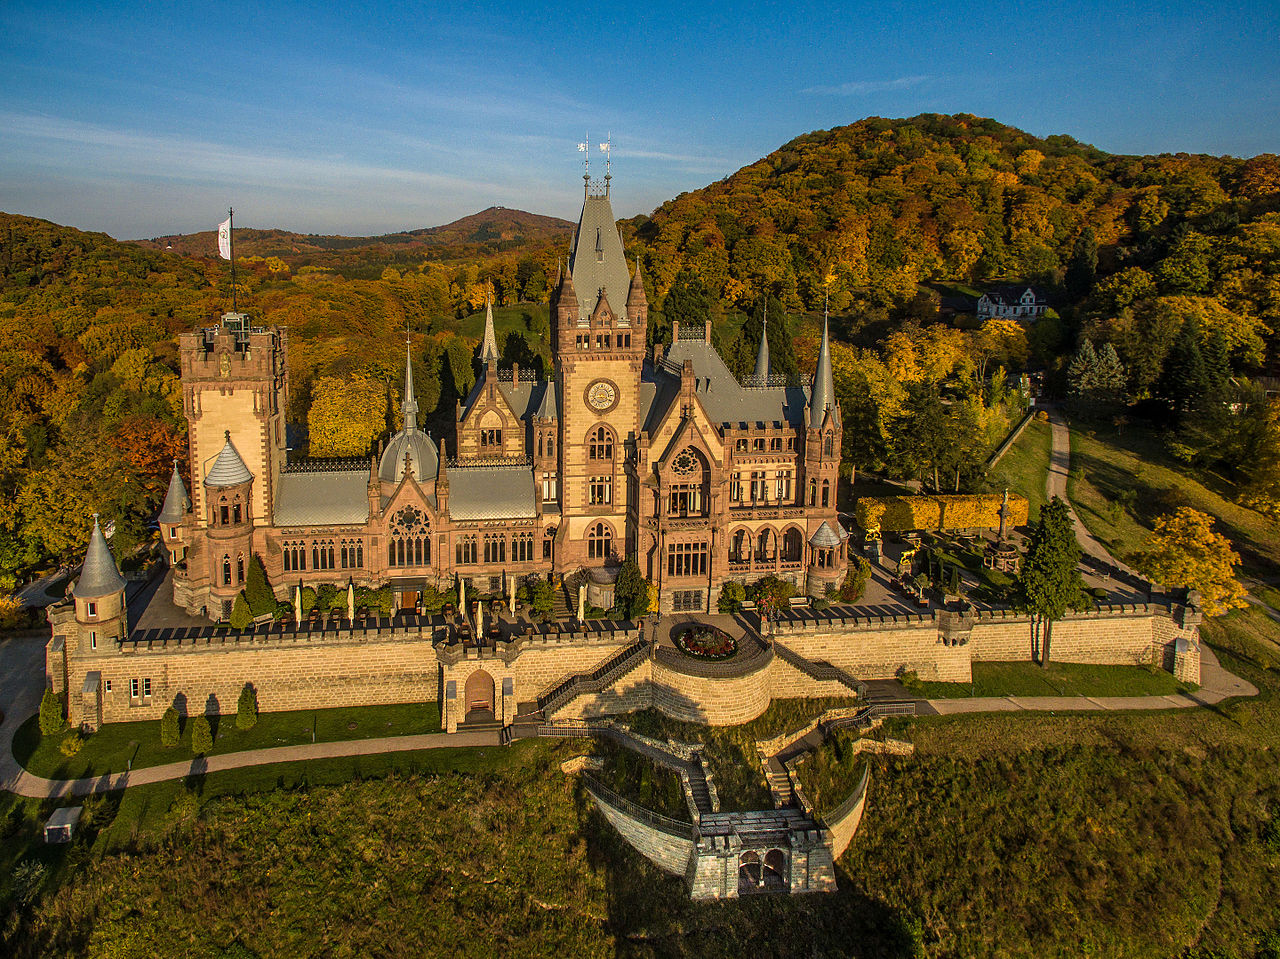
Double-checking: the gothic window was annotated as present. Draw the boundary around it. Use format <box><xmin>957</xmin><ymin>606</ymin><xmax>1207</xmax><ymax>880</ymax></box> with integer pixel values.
<box><xmin>756</xmin><ymin>529</ymin><xmax>776</xmax><ymax>564</ymax></box>
<box><xmin>512</xmin><ymin>532</ymin><xmax>534</xmax><ymax>562</ymax></box>
<box><xmin>483</xmin><ymin>533</ymin><xmax>506</xmax><ymax>564</ymax></box>
<box><xmin>232</xmin><ymin>501</ymin><xmax>242</xmax><ymax>524</ymax></box>
<box><xmin>750</xmin><ymin>471</ymin><xmax>767</xmax><ymax>502</ymax></box>
<box><xmin>284</xmin><ymin>542</ymin><xmax>307</xmax><ymax>572</ymax></box>
<box><xmin>735</xmin><ymin>438</ymin><xmax>748</xmax><ymax>452</ymax></box>
<box><xmin>456</xmin><ymin>535</ymin><xmax>477</xmax><ymax>565</ymax></box>
<box><xmin>808</xmin><ymin>479</ymin><xmax>817</xmax><ymax>507</ymax></box>
<box><xmin>547</xmin><ymin>435</ymin><xmax>555</xmax><ymax>458</ymax></box>
<box><xmin>589</xmin><ymin>426</ymin><xmax>614</xmax><ymax>461</ymax></box>
<box><xmin>730</xmin><ymin>472</ymin><xmax>743</xmax><ymax>503</ymax></box>
<box><xmin>341</xmin><ymin>539</ymin><xmax>364</xmax><ymax>569</ymax></box>
<box><xmin>667</xmin><ymin>541</ymin><xmax>708</xmax><ymax>577</ymax></box>
<box><xmin>312</xmin><ymin>541</ymin><xmax>336</xmax><ymax>571</ymax></box>
<box><xmin>776</xmin><ymin>470</ymin><xmax>792</xmax><ymax>501</ymax></box>
<box><xmin>543</xmin><ymin>527</ymin><xmax>555</xmax><ymax>559</ymax></box>
<box><xmin>537</xmin><ymin>434</ymin><xmax>543</xmax><ymax>457</ymax></box>
<box><xmin>390</xmin><ymin>507</ymin><xmax>430</xmax><ymax>567</ymax></box>
<box><xmin>481</xmin><ymin>428</ymin><xmax>502</xmax><ymax>448</ymax></box>
<box><xmin>823</xmin><ymin>432</ymin><xmax>834</xmax><ymax>457</ymax></box>
<box><xmin>222</xmin><ymin>555</ymin><xmax>232</xmax><ymax>585</ymax></box>
<box><xmin>589</xmin><ymin>476</ymin><xmax>612</xmax><ymax>506</ymax></box>
<box><xmin>587</xmin><ymin>522</ymin><xmax>613</xmax><ymax>560</ymax></box>
<box><xmin>667</xmin><ymin>448</ymin><xmax>707</xmax><ymax>516</ymax></box>
<box><xmin>219</xmin><ymin>502</ymin><xmax>230</xmax><ymax>525</ymax></box>
<box><xmin>236</xmin><ymin>555</ymin><xmax>245</xmax><ymax>583</ymax></box>
<box><xmin>822</xmin><ymin>479</ymin><xmax>830</xmax><ymax>508</ymax></box>
<box><xmin>753</xmin><ymin>438</ymin><xmax>765</xmax><ymax>452</ymax></box>
<box><xmin>771</xmin><ymin>437</ymin><xmax>782</xmax><ymax>452</ymax></box>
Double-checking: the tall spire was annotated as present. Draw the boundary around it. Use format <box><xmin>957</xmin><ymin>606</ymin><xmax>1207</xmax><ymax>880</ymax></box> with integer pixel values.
<box><xmin>810</xmin><ymin>308</ymin><xmax>835</xmax><ymax>429</ymax></box>
<box><xmin>158</xmin><ymin>459</ymin><xmax>191</xmax><ymax>523</ymax></box>
<box><xmin>480</xmin><ymin>292</ymin><xmax>499</xmax><ymax>366</ymax></box>
<box><xmin>401</xmin><ymin>338</ymin><xmax>419</xmax><ymax>431</ymax></box>
<box><xmin>753</xmin><ymin>304</ymin><xmax>771</xmax><ymax>381</ymax></box>
<box><xmin>73</xmin><ymin>514</ymin><xmax>126</xmax><ymax>600</ymax></box>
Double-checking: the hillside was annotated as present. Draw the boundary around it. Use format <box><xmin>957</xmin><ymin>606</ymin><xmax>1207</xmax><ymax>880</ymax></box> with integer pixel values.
<box><xmin>132</xmin><ymin>206</ymin><xmax>573</xmax><ymax>269</ymax></box>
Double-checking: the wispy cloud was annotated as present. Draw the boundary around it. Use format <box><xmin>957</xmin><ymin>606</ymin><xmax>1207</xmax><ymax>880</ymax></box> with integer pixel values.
<box><xmin>802</xmin><ymin>75</ymin><xmax>933</xmax><ymax>96</ymax></box>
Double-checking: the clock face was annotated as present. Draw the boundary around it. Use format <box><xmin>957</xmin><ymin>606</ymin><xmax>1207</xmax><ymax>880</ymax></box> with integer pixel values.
<box><xmin>586</xmin><ymin>379</ymin><xmax>618</xmax><ymax>412</ymax></box>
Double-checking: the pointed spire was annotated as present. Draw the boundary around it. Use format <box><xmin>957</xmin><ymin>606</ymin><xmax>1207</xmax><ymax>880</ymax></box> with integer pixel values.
<box><xmin>480</xmin><ymin>292</ymin><xmax>499</xmax><ymax>366</ymax></box>
<box><xmin>810</xmin><ymin>309</ymin><xmax>835</xmax><ymax>429</ymax></box>
<box><xmin>73</xmin><ymin>514</ymin><xmax>126</xmax><ymax>600</ymax></box>
<box><xmin>401</xmin><ymin>339</ymin><xmax>419</xmax><ymax>432</ymax></box>
<box><xmin>627</xmin><ymin>256</ymin><xmax>646</xmax><ymax>312</ymax></box>
<box><xmin>158</xmin><ymin>459</ymin><xmax>191</xmax><ymax>523</ymax></box>
<box><xmin>753</xmin><ymin>306</ymin><xmax>771</xmax><ymax>381</ymax></box>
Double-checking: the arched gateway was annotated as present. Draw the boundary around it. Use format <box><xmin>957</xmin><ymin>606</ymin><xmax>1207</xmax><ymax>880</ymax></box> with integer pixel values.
<box><xmin>463</xmin><ymin>669</ymin><xmax>495</xmax><ymax>722</ymax></box>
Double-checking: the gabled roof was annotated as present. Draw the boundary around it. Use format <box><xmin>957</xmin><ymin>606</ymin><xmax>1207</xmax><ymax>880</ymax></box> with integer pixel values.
<box><xmin>157</xmin><ymin>461</ymin><xmax>190</xmax><ymax>523</ymax></box>
<box><xmin>567</xmin><ymin>192</ymin><xmax>632</xmax><ymax>323</ymax></box>
<box><xmin>73</xmin><ymin>515</ymin><xmax>125</xmax><ymax>600</ymax></box>
<box><xmin>275</xmin><ymin>470</ymin><xmax>371</xmax><ymax>526</ymax></box>
<box><xmin>204</xmin><ymin>435</ymin><xmax>254</xmax><ymax>487</ymax></box>
<box><xmin>447</xmin><ymin>464</ymin><xmax>537</xmax><ymax>520</ymax></box>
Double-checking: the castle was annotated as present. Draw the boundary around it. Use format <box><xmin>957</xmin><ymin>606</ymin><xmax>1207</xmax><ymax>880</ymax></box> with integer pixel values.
<box><xmin>157</xmin><ymin>173</ymin><xmax>847</xmax><ymax>622</ymax></box>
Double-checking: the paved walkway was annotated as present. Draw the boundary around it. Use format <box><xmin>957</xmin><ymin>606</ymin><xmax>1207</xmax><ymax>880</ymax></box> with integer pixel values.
<box><xmin>1046</xmin><ymin>409</ymin><xmax>1134</xmax><ymax>573</ymax></box>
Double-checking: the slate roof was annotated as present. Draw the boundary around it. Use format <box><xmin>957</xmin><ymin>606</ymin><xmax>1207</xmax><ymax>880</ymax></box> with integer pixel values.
<box><xmin>495</xmin><ymin>379</ymin><xmax>558</xmax><ymax>421</ymax></box>
<box><xmin>448</xmin><ymin>465</ymin><xmax>537</xmax><ymax>520</ymax></box>
<box><xmin>567</xmin><ymin>192</ymin><xmax>632</xmax><ymax>323</ymax></box>
<box><xmin>73</xmin><ymin>516</ymin><xmax>125</xmax><ymax>599</ymax></box>
<box><xmin>808</xmin><ymin>521</ymin><xmax>848</xmax><ymax>549</ymax></box>
<box><xmin>157</xmin><ymin>461</ymin><xmax>190</xmax><ymax>523</ymax></box>
<box><xmin>379</xmin><ymin>429</ymin><xmax>439</xmax><ymax>484</ymax></box>
<box><xmin>981</xmin><ymin>286</ymin><xmax>1047</xmax><ymax>307</ymax></box>
<box><xmin>274</xmin><ymin>471</ymin><xmax>371</xmax><ymax>527</ymax></box>
<box><xmin>204</xmin><ymin>435</ymin><xmax>254</xmax><ymax>487</ymax></box>
<box><xmin>644</xmin><ymin>338</ymin><xmax>810</xmax><ymax>432</ymax></box>
<box><xmin>480</xmin><ymin>297</ymin><xmax>499</xmax><ymax>365</ymax></box>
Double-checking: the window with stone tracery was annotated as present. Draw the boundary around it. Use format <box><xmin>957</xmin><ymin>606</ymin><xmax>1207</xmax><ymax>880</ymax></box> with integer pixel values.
<box><xmin>667</xmin><ymin>447</ymin><xmax>708</xmax><ymax>516</ymax></box>
<box><xmin>389</xmin><ymin>506</ymin><xmax>431</xmax><ymax>567</ymax></box>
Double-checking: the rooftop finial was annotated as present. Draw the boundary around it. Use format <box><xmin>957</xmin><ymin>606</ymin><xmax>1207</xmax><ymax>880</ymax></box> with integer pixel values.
<box><xmin>578</xmin><ymin>133</ymin><xmax>590</xmax><ymax>194</ymax></box>
<box><xmin>600</xmin><ymin>133</ymin><xmax>612</xmax><ymax>193</ymax></box>
<box><xmin>402</xmin><ymin>337</ymin><xmax>419</xmax><ymax>431</ymax></box>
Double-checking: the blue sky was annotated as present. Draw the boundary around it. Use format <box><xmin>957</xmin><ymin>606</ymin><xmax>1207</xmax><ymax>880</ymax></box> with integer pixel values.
<box><xmin>1</xmin><ymin>0</ymin><xmax>1276</xmax><ymax>239</ymax></box>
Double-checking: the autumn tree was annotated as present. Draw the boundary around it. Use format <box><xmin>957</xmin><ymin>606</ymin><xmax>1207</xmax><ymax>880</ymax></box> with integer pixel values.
<box><xmin>1016</xmin><ymin>497</ymin><xmax>1084</xmax><ymax>666</ymax></box>
<box><xmin>307</xmin><ymin>375</ymin><xmax>387</xmax><ymax>457</ymax></box>
<box><xmin>1131</xmin><ymin>507</ymin><xmax>1246</xmax><ymax>615</ymax></box>
<box><xmin>1239</xmin><ymin>399</ymin><xmax>1280</xmax><ymax>520</ymax></box>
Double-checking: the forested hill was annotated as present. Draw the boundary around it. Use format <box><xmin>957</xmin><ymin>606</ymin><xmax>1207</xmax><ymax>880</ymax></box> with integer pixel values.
<box><xmin>131</xmin><ymin>207</ymin><xmax>573</xmax><ymax>271</ymax></box>
<box><xmin>626</xmin><ymin>113</ymin><xmax>1280</xmax><ymax>321</ymax></box>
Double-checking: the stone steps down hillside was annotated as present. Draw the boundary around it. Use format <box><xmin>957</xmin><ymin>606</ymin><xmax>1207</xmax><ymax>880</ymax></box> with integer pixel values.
<box><xmin>535</xmin><ymin>638</ymin><xmax>650</xmax><ymax>716</ymax></box>
<box><xmin>771</xmin><ymin>643</ymin><xmax>868</xmax><ymax>700</ymax></box>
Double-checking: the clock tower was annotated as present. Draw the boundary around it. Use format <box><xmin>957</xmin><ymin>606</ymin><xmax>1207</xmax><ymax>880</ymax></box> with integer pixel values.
<box><xmin>552</xmin><ymin>172</ymin><xmax>648</xmax><ymax>570</ymax></box>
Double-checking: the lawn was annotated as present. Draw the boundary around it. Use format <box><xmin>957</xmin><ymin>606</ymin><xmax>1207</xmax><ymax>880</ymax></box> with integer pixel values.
<box><xmin>904</xmin><ymin>660</ymin><xmax>1191</xmax><ymax>699</ymax></box>
<box><xmin>1065</xmin><ymin>416</ymin><xmax>1280</xmax><ymax>577</ymax></box>
<box><xmin>14</xmin><ymin>700</ymin><xmax>442</xmax><ymax>780</ymax></box>
<box><xmin>985</xmin><ymin>416</ymin><xmax>1052</xmax><ymax>521</ymax></box>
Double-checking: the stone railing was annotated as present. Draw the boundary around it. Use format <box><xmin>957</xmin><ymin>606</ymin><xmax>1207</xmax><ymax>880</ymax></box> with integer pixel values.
<box><xmin>653</xmin><ymin>632</ymin><xmax>772</xmax><ymax>678</ymax></box>
<box><xmin>582</xmin><ymin>775</ymin><xmax>694</xmax><ymax>839</ymax></box>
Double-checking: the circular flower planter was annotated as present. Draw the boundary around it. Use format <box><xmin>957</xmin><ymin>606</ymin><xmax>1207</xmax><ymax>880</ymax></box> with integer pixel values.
<box><xmin>672</xmin><ymin>624</ymin><xmax>738</xmax><ymax>661</ymax></box>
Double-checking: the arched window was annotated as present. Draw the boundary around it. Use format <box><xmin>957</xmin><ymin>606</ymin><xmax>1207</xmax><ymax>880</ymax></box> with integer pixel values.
<box><xmin>730</xmin><ymin>529</ymin><xmax>749</xmax><ymax>564</ymax></box>
<box><xmin>389</xmin><ymin>506</ymin><xmax>431</xmax><ymax>567</ymax></box>
<box><xmin>808</xmin><ymin>479</ymin><xmax>817</xmax><ymax>507</ymax></box>
<box><xmin>222</xmin><ymin>555</ymin><xmax>232</xmax><ymax>585</ymax></box>
<box><xmin>782</xmin><ymin>527</ymin><xmax>803</xmax><ymax>563</ymax></box>
<box><xmin>589</xmin><ymin>426</ymin><xmax>613</xmax><ymax>461</ymax></box>
<box><xmin>821</xmin><ymin>479</ymin><xmax>830</xmax><ymax>508</ymax></box>
<box><xmin>668</xmin><ymin>447</ymin><xmax>708</xmax><ymax>516</ymax></box>
<box><xmin>547</xmin><ymin>435</ymin><xmax>555</xmax><ymax>458</ymax></box>
<box><xmin>218</xmin><ymin>497</ymin><xmax>230</xmax><ymax>526</ymax></box>
<box><xmin>236</xmin><ymin>554</ymin><xmax>245</xmax><ymax>583</ymax></box>
<box><xmin>588</xmin><ymin>522</ymin><xmax>613</xmax><ymax>560</ymax></box>
<box><xmin>756</xmin><ymin>528</ymin><xmax>776</xmax><ymax>564</ymax></box>
<box><xmin>823</xmin><ymin>431</ymin><xmax>834</xmax><ymax>457</ymax></box>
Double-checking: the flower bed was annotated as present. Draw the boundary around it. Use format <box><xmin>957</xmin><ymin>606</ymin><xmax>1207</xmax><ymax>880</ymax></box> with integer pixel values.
<box><xmin>672</xmin><ymin>624</ymin><xmax>738</xmax><ymax>660</ymax></box>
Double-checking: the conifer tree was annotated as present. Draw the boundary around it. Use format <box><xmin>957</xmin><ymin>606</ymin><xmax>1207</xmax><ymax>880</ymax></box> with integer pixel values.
<box><xmin>160</xmin><ymin>706</ymin><xmax>180</xmax><ymax>747</ymax></box>
<box><xmin>1156</xmin><ymin>318</ymin><xmax>1209</xmax><ymax>420</ymax></box>
<box><xmin>190</xmin><ymin>715</ymin><xmax>213</xmax><ymax>756</ymax></box>
<box><xmin>244</xmin><ymin>554</ymin><xmax>274</xmax><ymax>616</ymax></box>
<box><xmin>1016</xmin><ymin>497</ymin><xmax>1083</xmax><ymax>666</ymax></box>
<box><xmin>38</xmin><ymin>687</ymin><xmax>64</xmax><ymax>736</ymax></box>
<box><xmin>1202</xmin><ymin>329</ymin><xmax>1231</xmax><ymax>398</ymax></box>
<box><xmin>229</xmin><ymin>592</ymin><xmax>252</xmax><ymax>630</ymax></box>
<box><xmin>236</xmin><ymin>683</ymin><xmax>258</xmax><ymax>731</ymax></box>
<box><xmin>1065</xmin><ymin>227</ymin><xmax>1098</xmax><ymax>300</ymax></box>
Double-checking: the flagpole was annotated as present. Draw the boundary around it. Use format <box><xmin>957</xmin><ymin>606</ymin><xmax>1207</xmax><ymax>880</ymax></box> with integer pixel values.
<box><xmin>228</xmin><ymin>206</ymin><xmax>236</xmax><ymax>313</ymax></box>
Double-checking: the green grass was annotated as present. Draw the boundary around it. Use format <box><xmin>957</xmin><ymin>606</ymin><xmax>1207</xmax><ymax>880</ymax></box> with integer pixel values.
<box><xmin>904</xmin><ymin>660</ymin><xmax>1192</xmax><ymax>699</ymax></box>
<box><xmin>1066</xmin><ymin>417</ymin><xmax>1280</xmax><ymax>578</ymax></box>
<box><xmin>985</xmin><ymin>416</ymin><xmax>1052</xmax><ymax>520</ymax></box>
<box><xmin>13</xmin><ymin>701</ymin><xmax>442</xmax><ymax>780</ymax></box>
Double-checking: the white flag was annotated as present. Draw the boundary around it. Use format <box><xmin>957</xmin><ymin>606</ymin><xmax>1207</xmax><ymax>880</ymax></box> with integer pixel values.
<box><xmin>217</xmin><ymin>217</ymin><xmax>231</xmax><ymax>260</ymax></box>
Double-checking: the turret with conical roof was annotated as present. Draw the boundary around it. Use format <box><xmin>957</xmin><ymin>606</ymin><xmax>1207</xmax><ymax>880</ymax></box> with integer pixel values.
<box><xmin>158</xmin><ymin>460</ymin><xmax>191</xmax><ymax>524</ymax></box>
<box><xmin>74</xmin><ymin>515</ymin><xmax>126</xmax><ymax>601</ymax></box>
<box><xmin>809</xmin><ymin>312</ymin><xmax>835</xmax><ymax>430</ymax></box>
<box><xmin>753</xmin><ymin>312</ymin><xmax>771</xmax><ymax>382</ymax></box>
<box><xmin>204</xmin><ymin>433</ymin><xmax>254</xmax><ymax>488</ymax></box>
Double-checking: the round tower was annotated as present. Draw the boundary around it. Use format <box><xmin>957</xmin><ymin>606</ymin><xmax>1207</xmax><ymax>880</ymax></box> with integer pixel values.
<box><xmin>72</xmin><ymin>514</ymin><xmax>128</xmax><ymax>652</ymax></box>
<box><xmin>204</xmin><ymin>432</ymin><xmax>256</xmax><ymax>620</ymax></box>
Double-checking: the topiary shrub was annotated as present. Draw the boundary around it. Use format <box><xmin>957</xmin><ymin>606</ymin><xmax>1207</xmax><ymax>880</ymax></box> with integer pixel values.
<box><xmin>236</xmin><ymin>684</ymin><xmax>258</xmax><ymax>731</ymax></box>
<box><xmin>160</xmin><ymin>707</ymin><xmax>180</xmax><ymax>747</ymax></box>
<box><xmin>38</xmin><ymin>688</ymin><xmax>65</xmax><ymax>736</ymax></box>
<box><xmin>229</xmin><ymin>592</ymin><xmax>253</xmax><ymax>630</ymax></box>
<box><xmin>244</xmin><ymin>554</ymin><xmax>275</xmax><ymax>616</ymax></box>
<box><xmin>838</xmin><ymin>558</ymin><xmax>871</xmax><ymax>603</ymax></box>
<box><xmin>59</xmin><ymin>732</ymin><xmax>84</xmax><ymax>757</ymax></box>
<box><xmin>190</xmin><ymin>715</ymin><xmax>213</xmax><ymax>756</ymax></box>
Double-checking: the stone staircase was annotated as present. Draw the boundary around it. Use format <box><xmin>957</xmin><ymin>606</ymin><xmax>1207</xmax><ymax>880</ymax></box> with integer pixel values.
<box><xmin>535</xmin><ymin>638</ymin><xmax>650</xmax><ymax>716</ymax></box>
<box><xmin>772</xmin><ymin>643</ymin><xmax>868</xmax><ymax>700</ymax></box>
<box><xmin>763</xmin><ymin>756</ymin><xmax>794</xmax><ymax>807</ymax></box>
<box><xmin>684</xmin><ymin>757</ymin><xmax>714</xmax><ymax>817</ymax></box>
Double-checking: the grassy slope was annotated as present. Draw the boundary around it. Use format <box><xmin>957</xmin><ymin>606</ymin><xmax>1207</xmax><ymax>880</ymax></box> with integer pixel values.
<box><xmin>14</xmin><ymin>702</ymin><xmax>442</xmax><ymax>780</ymax></box>
<box><xmin>1065</xmin><ymin>418</ymin><xmax>1280</xmax><ymax>577</ymax></box>
<box><xmin>985</xmin><ymin>416</ymin><xmax>1052</xmax><ymax>520</ymax></box>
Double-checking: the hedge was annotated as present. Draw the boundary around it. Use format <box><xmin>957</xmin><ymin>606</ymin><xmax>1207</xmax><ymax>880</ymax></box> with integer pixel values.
<box><xmin>855</xmin><ymin>494</ymin><xmax>1030</xmax><ymax>533</ymax></box>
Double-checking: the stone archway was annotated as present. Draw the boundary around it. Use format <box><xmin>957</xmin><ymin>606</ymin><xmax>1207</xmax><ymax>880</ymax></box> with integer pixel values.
<box><xmin>738</xmin><ymin>850</ymin><xmax>762</xmax><ymax>894</ymax></box>
<box><xmin>763</xmin><ymin>848</ymin><xmax>787</xmax><ymax>888</ymax></box>
<box><xmin>463</xmin><ymin>669</ymin><xmax>495</xmax><ymax>722</ymax></box>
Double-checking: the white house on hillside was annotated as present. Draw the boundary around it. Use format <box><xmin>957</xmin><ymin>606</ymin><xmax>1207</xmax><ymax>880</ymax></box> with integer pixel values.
<box><xmin>976</xmin><ymin>286</ymin><xmax>1048</xmax><ymax>321</ymax></box>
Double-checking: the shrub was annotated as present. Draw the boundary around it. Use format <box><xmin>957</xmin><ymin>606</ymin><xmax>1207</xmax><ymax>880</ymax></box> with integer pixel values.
<box><xmin>614</xmin><ymin>559</ymin><xmax>649</xmax><ymax>619</ymax></box>
<box><xmin>190</xmin><ymin>715</ymin><xmax>213</xmax><ymax>756</ymax></box>
<box><xmin>38</xmin><ymin>688</ymin><xmax>65</xmax><ymax>736</ymax></box>
<box><xmin>718</xmin><ymin>580</ymin><xmax>746</xmax><ymax>613</ymax></box>
<box><xmin>854</xmin><ymin>493</ymin><xmax>1029</xmax><ymax>533</ymax></box>
<box><xmin>0</xmin><ymin>593</ymin><xmax>26</xmax><ymax>630</ymax></box>
<box><xmin>160</xmin><ymin>707</ymin><xmax>180</xmax><ymax>747</ymax></box>
<box><xmin>300</xmin><ymin>586</ymin><xmax>317</xmax><ymax>614</ymax></box>
<box><xmin>530</xmin><ymin>580</ymin><xmax>556</xmax><ymax>620</ymax></box>
<box><xmin>746</xmin><ymin>575</ymin><xmax>796</xmax><ymax>618</ymax></box>
<box><xmin>244</xmin><ymin>554</ymin><xmax>275</xmax><ymax>616</ymax></box>
<box><xmin>315</xmin><ymin>582</ymin><xmax>340</xmax><ymax>612</ymax></box>
<box><xmin>59</xmin><ymin>732</ymin><xmax>84</xmax><ymax>757</ymax></box>
<box><xmin>229</xmin><ymin>592</ymin><xmax>253</xmax><ymax>630</ymax></box>
<box><xmin>236</xmin><ymin>684</ymin><xmax>258</xmax><ymax>731</ymax></box>
<box><xmin>838</xmin><ymin>559</ymin><xmax>871</xmax><ymax>603</ymax></box>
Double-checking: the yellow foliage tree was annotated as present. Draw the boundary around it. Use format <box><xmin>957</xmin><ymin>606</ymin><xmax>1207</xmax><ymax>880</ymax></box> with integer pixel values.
<box><xmin>1131</xmin><ymin>507</ymin><xmax>1246</xmax><ymax>616</ymax></box>
<box><xmin>307</xmin><ymin>375</ymin><xmax>388</xmax><ymax>457</ymax></box>
<box><xmin>855</xmin><ymin>494</ymin><xmax>1028</xmax><ymax>532</ymax></box>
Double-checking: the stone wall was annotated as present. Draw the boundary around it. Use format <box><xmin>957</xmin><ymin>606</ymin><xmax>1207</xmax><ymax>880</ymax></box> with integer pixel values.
<box><xmin>824</xmin><ymin>764</ymin><xmax>871</xmax><ymax>860</ymax></box>
<box><xmin>585</xmin><ymin>782</ymin><xmax>694</xmax><ymax>877</ymax></box>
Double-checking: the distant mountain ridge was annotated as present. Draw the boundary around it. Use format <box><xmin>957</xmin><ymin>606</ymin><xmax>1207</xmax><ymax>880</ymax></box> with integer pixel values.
<box><xmin>130</xmin><ymin>206</ymin><xmax>573</xmax><ymax>261</ymax></box>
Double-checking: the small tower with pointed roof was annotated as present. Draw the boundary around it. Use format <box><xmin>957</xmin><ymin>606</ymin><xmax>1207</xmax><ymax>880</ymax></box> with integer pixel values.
<box><xmin>204</xmin><ymin>432</ymin><xmax>256</xmax><ymax>619</ymax></box>
<box><xmin>158</xmin><ymin>459</ymin><xmax>191</xmax><ymax>564</ymax></box>
<box><xmin>480</xmin><ymin>293</ymin><xmax>499</xmax><ymax>368</ymax></box>
<box><xmin>803</xmin><ymin>307</ymin><xmax>845</xmax><ymax>596</ymax></box>
<box><xmin>752</xmin><ymin>311</ymin><xmax>771</xmax><ymax>382</ymax></box>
